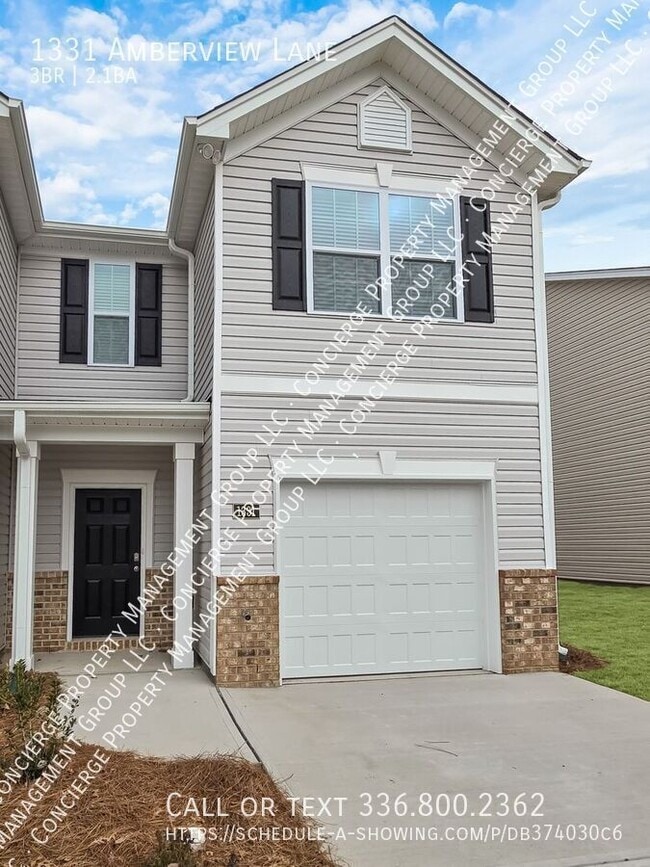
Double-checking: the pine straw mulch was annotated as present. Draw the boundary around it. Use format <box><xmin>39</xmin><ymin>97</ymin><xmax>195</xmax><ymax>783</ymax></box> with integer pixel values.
<box><xmin>560</xmin><ymin>643</ymin><xmax>608</xmax><ymax>674</ymax></box>
<box><xmin>1</xmin><ymin>743</ymin><xmax>342</xmax><ymax>867</ymax></box>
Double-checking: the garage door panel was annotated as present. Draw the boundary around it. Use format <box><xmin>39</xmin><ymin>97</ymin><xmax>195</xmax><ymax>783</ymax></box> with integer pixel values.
<box><xmin>281</xmin><ymin>481</ymin><xmax>486</xmax><ymax>678</ymax></box>
<box><xmin>284</xmin><ymin>624</ymin><xmax>482</xmax><ymax>675</ymax></box>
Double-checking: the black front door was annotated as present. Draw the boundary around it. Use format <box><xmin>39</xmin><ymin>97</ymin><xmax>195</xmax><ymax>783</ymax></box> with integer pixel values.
<box><xmin>73</xmin><ymin>489</ymin><xmax>142</xmax><ymax>637</ymax></box>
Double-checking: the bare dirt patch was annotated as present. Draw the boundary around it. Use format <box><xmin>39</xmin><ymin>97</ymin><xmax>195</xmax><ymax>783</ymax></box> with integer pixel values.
<box><xmin>560</xmin><ymin>643</ymin><xmax>608</xmax><ymax>674</ymax></box>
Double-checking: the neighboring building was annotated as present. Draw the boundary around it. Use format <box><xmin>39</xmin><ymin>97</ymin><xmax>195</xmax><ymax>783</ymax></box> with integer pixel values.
<box><xmin>1</xmin><ymin>17</ymin><xmax>589</xmax><ymax>682</ymax></box>
<box><xmin>547</xmin><ymin>268</ymin><xmax>650</xmax><ymax>585</ymax></box>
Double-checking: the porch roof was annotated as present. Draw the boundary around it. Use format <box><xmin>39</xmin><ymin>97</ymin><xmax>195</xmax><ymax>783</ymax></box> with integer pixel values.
<box><xmin>0</xmin><ymin>402</ymin><xmax>210</xmax><ymax>444</ymax></box>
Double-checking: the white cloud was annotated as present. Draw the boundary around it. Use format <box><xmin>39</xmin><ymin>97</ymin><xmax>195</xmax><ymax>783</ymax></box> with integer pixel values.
<box><xmin>116</xmin><ymin>192</ymin><xmax>170</xmax><ymax>227</ymax></box>
<box><xmin>175</xmin><ymin>5</ymin><xmax>223</xmax><ymax>39</ymax></box>
<box><xmin>25</xmin><ymin>106</ymin><xmax>106</xmax><ymax>155</ymax></box>
<box><xmin>39</xmin><ymin>163</ymin><xmax>99</xmax><ymax>220</ymax></box>
<box><xmin>141</xmin><ymin>192</ymin><xmax>170</xmax><ymax>225</ymax></box>
<box><xmin>63</xmin><ymin>6</ymin><xmax>121</xmax><ymax>41</ymax></box>
<box><xmin>443</xmin><ymin>2</ymin><xmax>494</xmax><ymax>29</ymax></box>
<box><xmin>145</xmin><ymin>148</ymin><xmax>174</xmax><ymax>165</ymax></box>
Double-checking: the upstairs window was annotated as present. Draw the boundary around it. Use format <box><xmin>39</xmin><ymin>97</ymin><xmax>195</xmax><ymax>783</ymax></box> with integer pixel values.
<box><xmin>306</xmin><ymin>183</ymin><xmax>460</xmax><ymax>320</ymax></box>
<box><xmin>91</xmin><ymin>263</ymin><xmax>133</xmax><ymax>365</ymax></box>
<box><xmin>311</xmin><ymin>187</ymin><xmax>381</xmax><ymax>314</ymax></box>
<box><xmin>59</xmin><ymin>258</ymin><xmax>162</xmax><ymax>366</ymax></box>
<box><xmin>389</xmin><ymin>194</ymin><xmax>457</xmax><ymax>318</ymax></box>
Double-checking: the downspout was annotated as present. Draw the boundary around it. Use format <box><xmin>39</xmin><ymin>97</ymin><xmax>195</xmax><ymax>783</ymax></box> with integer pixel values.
<box><xmin>13</xmin><ymin>408</ymin><xmax>29</xmax><ymax>457</ymax></box>
<box><xmin>168</xmin><ymin>238</ymin><xmax>195</xmax><ymax>402</ymax></box>
<box><xmin>532</xmin><ymin>190</ymin><xmax>567</xmax><ymax>658</ymax></box>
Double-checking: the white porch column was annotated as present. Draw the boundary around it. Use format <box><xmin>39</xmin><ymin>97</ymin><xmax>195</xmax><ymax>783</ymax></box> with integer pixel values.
<box><xmin>173</xmin><ymin>442</ymin><xmax>195</xmax><ymax>669</ymax></box>
<box><xmin>11</xmin><ymin>441</ymin><xmax>40</xmax><ymax>669</ymax></box>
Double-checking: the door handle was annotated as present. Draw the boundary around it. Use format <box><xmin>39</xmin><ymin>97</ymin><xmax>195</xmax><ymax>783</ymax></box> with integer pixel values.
<box><xmin>133</xmin><ymin>565</ymin><xmax>140</xmax><ymax>572</ymax></box>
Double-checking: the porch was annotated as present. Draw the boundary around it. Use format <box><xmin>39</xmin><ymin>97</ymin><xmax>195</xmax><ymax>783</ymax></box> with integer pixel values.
<box><xmin>0</xmin><ymin>402</ymin><xmax>211</xmax><ymax>671</ymax></box>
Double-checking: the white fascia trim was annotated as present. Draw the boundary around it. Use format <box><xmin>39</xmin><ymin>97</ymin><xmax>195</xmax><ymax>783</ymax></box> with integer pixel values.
<box><xmin>222</xmin><ymin>66</ymin><xmax>383</xmax><ymax>164</ymax></box>
<box><xmin>167</xmin><ymin>118</ymin><xmax>198</xmax><ymax>241</ymax></box>
<box><xmin>198</xmin><ymin>23</ymin><xmax>401</xmax><ymax>136</ymax></box>
<box><xmin>60</xmin><ymin>469</ymin><xmax>157</xmax><ymax>642</ymax></box>
<box><xmin>6</xmin><ymin>401</ymin><xmax>210</xmax><ymax>419</ymax></box>
<box><xmin>546</xmin><ymin>267</ymin><xmax>650</xmax><ymax>282</ymax></box>
<box><xmin>199</xmin><ymin>18</ymin><xmax>586</xmax><ymax>174</ymax></box>
<box><xmin>301</xmin><ymin>162</ymin><xmax>454</xmax><ymax>194</ymax></box>
<box><xmin>8</xmin><ymin>99</ymin><xmax>43</xmax><ymax>237</ymax></box>
<box><xmin>379</xmin><ymin>69</ymin><xmax>530</xmax><ymax>191</ymax></box>
<box><xmin>532</xmin><ymin>192</ymin><xmax>556</xmax><ymax>570</ymax></box>
<box><xmin>28</xmin><ymin>426</ymin><xmax>205</xmax><ymax>445</ymax></box>
<box><xmin>272</xmin><ymin>454</ymin><xmax>496</xmax><ymax>481</ymax></box>
<box><xmin>221</xmin><ymin>374</ymin><xmax>538</xmax><ymax>406</ymax></box>
<box><xmin>37</xmin><ymin>223</ymin><xmax>170</xmax><ymax>246</ymax></box>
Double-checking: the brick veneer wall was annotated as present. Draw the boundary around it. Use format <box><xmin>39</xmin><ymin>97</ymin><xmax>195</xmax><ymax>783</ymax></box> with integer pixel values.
<box><xmin>499</xmin><ymin>569</ymin><xmax>559</xmax><ymax>673</ymax></box>
<box><xmin>143</xmin><ymin>568</ymin><xmax>174</xmax><ymax>650</ymax></box>
<box><xmin>215</xmin><ymin>575</ymin><xmax>280</xmax><ymax>687</ymax></box>
<box><xmin>6</xmin><ymin>571</ymin><xmax>69</xmax><ymax>653</ymax></box>
<box><xmin>4</xmin><ymin>568</ymin><xmax>174</xmax><ymax>655</ymax></box>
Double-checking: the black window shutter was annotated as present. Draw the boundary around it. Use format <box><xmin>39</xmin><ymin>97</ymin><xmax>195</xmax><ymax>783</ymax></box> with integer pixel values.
<box><xmin>59</xmin><ymin>258</ymin><xmax>89</xmax><ymax>363</ymax></box>
<box><xmin>135</xmin><ymin>263</ymin><xmax>162</xmax><ymax>366</ymax></box>
<box><xmin>460</xmin><ymin>196</ymin><xmax>495</xmax><ymax>323</ymax></box>
<box><xmin>272</xmin><ymin>178</ymin><xmax>305</xmax><ymax>311</ymax></box>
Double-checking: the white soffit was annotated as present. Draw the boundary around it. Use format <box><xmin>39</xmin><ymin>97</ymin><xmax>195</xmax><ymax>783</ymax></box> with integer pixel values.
<box><xmin>196</xmin><ymin>17</ymin><xmax>587</xmax><ymax>186</ymax></box>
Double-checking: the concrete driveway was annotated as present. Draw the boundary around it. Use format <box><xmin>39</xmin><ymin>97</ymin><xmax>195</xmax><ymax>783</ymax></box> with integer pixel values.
<box><xmin>223</xmin><ymin>672</ymin><xmax>650</xmax><ymax>867</ymax></box>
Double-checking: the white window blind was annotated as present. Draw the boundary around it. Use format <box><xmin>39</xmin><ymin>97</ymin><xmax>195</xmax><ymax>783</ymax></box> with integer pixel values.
<box><xmin>391</xmin><ymin>260</ymin><xmax>456</xmax><ymax>318</ymax></box>
<box><xmin>93</xmin><ymin>316</ymin><xmax>130</xmax><ymax>365</ymax></box>
<box><xmin>92</xmin><ymin>263</ymin><xmax>132</xmax><ymax>365</ymax></box>
<box><xmin>93</xmin><ymin>264</ymin><xmax>131</xmax><ymax>313</ymax></box>
<box><xmin>389</xmin><ymin>195</ymin><xmax>454</xmax><ymax>259</ymax></box>
<box><xmin>311</xmin><ymin>186</ymin><xmax>380</xmax><ymax>313</ymax></box>
<box><xmin>312</xmin><ymin>187</ymin><xmax>380</xmax><ymax>251</ymax></box>
<box><xmin>313</xmin><ymin>253</ymin><xmax>380</xmax><ymax>313</ymax></box>
<box><xmin>308</xmin><ymin>184</ymin><xmax>459</xmax><ymax>320</ymax></box>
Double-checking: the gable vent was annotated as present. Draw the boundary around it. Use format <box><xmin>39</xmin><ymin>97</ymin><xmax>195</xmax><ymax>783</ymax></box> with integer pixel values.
<box><xmin>359</xmin><ymin>86</ymin><xmax>412</xmax><ymax>152</ymax></box>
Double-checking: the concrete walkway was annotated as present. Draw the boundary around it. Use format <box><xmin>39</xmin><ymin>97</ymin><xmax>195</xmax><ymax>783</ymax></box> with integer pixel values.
<box><xmin>37</xmin><ymin>651</ymin><xmax>255</xmax><ymax>760</ymax></box>
<box><xmin>223</xmin><ymin>672</ymin><xmax>650</xmax><ymax>866</ymax></box>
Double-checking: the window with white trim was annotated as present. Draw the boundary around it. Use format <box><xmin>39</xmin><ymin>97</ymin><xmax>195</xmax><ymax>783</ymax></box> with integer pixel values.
<box><xmin>90</xmin><ymin>262</ymin><xmax>134</xmax><ymax>365</ymax></box>
<box><xmin>307</xmin><ymin>184</ymin><xmax>460</xmax><ymax>319</ymax></box>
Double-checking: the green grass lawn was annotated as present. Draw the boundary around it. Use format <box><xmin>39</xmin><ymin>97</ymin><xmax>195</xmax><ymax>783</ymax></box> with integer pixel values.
<box><xmin>559</xmin><ymin>579</ymin><xmax>650</xmax><ymax>701</ymax></box>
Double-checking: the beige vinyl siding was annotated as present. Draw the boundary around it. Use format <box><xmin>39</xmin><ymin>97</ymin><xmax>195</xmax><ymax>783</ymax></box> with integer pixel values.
<box><xmin>548</xmin><ymin>277</ymin><xmax>650</xmax><ymax>584</ymax></box>
<box><xmin>0</xmin><ymin>191</ymin><xmax>18</xmax><ymax>398</ymax></box>
<box><xmin>17</xmin><ymin>253</ymin><xmax>188</xmax><ymax>400</ymax></box>
<box><xmin>194</xmin><ymin>420</ymin><xmax>213</xmax><ymax>666</ymax></box>
<box><xmin>35</xmin><ymin>445</ymin><xmax>173</xmax><ymax>572</ymax></box>
<box><xmin>193</xmin><ymin>186</ymin><xmax>214</xmax><ymax>401</ymax></box>
<box><xmin>221</xmin><ymin>82</ymin><xmax>536</xmax><ymax>385</ymax></box>
<box><xmin>192</xmin><ymin>190</ymin><xmax>215</xmax><ymax>667</ymax></box>
<box><xmin>220</xmin><ymin>394</ymin><xmax>545</xmax><ymax>572</ymax></box>
<box><xmin>0</xmin><ymin>444</ymin><xmax>12</xmax><ymax>648</ymax></box>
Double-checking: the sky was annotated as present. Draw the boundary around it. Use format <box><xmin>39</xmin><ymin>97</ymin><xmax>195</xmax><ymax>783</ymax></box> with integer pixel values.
<box><xmin>0</xmin><ymin>0</ymin><xmax>648</xmax><ymax>270</ymax></box>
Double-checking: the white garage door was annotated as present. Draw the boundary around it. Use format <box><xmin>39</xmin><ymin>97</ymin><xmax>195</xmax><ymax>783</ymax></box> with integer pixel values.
<box><xmin>280</xmin><ymin>480</ymin><xmax>486</xmax><ymax>679</ymax></box>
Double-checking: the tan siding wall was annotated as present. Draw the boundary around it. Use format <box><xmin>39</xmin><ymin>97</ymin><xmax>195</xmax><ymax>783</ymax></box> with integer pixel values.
<box><xmin>193</xmin><ymin>186</ymin><xmax>214</xmax><ymax>401</ymax></box>
<box><xmin>0</xmin><ymin>444</ymin><xmax>12</xmax><ymax>648</ymax></box>
<box><xmin>221</xmin><ymin>395</ymin><xmax>545</xmax><ymax>572</ymax></box>
<box><xmin>547</xmin><ymin>276</ymin><xmax>650</xmax><ymax>583</ymax></box>
<box><xmin>35</xmin><ymin>445</ymin><xmax>173</xmax><ymax>572</ymax></box>
<box><xmin>222</xmin><ymin>82</ymin><xmax>537</xmax><ymax>385</ymax></box>
<box><xmin>0</xmin><ymin>191</ymin><xmax>17</xmax><ymax>398</ymax></box>
<box><xmin>17</xmin><ymin>252</ymin><xmax>188</xmax><ymax>400</ymax></box>
<box><xmin>192</xmin><ymin>189</ymin><xmax>215</xmax><ymax>666</ymax></box>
